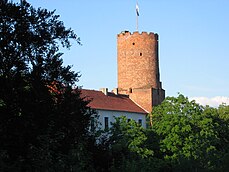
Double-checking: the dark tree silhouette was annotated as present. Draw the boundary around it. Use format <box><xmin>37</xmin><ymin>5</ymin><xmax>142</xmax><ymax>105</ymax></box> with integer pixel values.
<box><xmin>0</xmin><ymin>0</ymin><xmax>94</xmax><ymax>171</ymax></box>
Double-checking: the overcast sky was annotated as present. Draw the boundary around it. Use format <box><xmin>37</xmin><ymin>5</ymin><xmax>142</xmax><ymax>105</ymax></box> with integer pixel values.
<box><xmin>17</xmin><ymin>0</ymin><xmax>229</xmax><ymax>106</ymax></box>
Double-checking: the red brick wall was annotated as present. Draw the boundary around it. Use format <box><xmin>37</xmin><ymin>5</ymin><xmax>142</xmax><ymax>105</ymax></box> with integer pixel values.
<box><xmin>117</xmin><ymin>31</ymin><xmax>160</xmax><ymax>90</ymax></box>
<box><xmin>118</xmin><ymin>88</ymin><xmax>165</xmax><ymax>113</ymax></box>
<box><xmin>117</xmin><ymin>31</ymin><xmax>165</xmax><ymax>113</ymax></box>
<box><xmin>129</xmin><ymin>88</ymin><xmax>153</xmax><ymax>113</ymax></box>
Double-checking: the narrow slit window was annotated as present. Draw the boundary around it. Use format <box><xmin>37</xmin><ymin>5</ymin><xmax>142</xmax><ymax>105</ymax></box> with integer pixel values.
<box><xmin>140</xmin><ymin>53</ymin><xmax>142</xmax><ymax>56</ymax></box>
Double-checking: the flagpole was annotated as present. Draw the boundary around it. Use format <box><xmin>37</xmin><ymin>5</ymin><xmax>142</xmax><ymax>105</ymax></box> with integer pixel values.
<box><xmin>136</xmin><ymin>11</ymin><xmax>138</xmax><ymax>31</ymax></box>
<box><xmin>136</xmin><ymin>0</ymin><xmax>139</xmax><ymax>32</ymax></box>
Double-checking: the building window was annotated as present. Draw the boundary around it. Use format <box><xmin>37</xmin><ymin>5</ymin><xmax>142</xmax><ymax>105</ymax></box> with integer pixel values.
<box><xmin>132</xmin><ymin>42</ymin><xmax>135</xmax><ymax>45</ymax></box>
<box><xmin>138</xmin><ymin>119</ymin><xmax>142</xmax><ymax>126</ymax></box>
<box><xmin>90</xmin><ymin>117</ymin><xmax>95</xmax><ymax>132</ymax></box>
<box><xmin>140</xmin><ymin>52</ymin><xmax>142</xmax><ymax>56</ymax></box>
<box><xmin>104</xmin><ymin>117</ymin><xmax>109</xmax><ymax>130</ymax></box>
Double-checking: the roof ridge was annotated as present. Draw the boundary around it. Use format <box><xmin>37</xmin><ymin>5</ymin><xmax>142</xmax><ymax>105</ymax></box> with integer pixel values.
<box><xmin>80</xmin><ymin>89</ymin><xmax>147</xmax><ymax>114</ymax></box>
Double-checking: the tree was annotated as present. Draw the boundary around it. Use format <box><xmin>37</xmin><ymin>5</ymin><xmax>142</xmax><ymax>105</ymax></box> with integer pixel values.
<box><xmin>0</xmin><ymin>0</ymin><xmax>95</xmax><ymax>171</ymax></box>
<box><xmin>215</xmin><ymin>104</ymin><xmax>229</xmax><ymax>171</ymax></box>
<box><xmin>92</xmin><ymin>116</ymin><xmax>158</xmax><ymax>172</ymax></box>
<box><xmin>150</xmin><ymin>94</ymin><xmax>229</xmax><ymax>171</ymax></box>
<box><xmin>109</xmin><ymin>116</ymin><xmax>152</xmax><ymax>159</ymax></box>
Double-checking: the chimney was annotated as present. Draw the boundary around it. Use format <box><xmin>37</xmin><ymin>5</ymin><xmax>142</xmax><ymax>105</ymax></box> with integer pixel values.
<box><xmin>100</xmin><ymin>88</ymin><xmax>108</xmax><ymax>95</ymax></box>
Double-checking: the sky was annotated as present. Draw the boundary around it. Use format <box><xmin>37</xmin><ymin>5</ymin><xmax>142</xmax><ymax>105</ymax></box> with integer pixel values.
<box><xmin>17</xmin><ymin>0</ymin><xmax>229</xmax><ymax>106</ymax></box>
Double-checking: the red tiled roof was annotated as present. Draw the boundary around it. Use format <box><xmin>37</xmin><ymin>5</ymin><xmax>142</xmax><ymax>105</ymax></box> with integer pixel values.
<box><xmin>80</xmin><ymin>89</ymin><xmax>147</xmax><ymax>114</ymax></box>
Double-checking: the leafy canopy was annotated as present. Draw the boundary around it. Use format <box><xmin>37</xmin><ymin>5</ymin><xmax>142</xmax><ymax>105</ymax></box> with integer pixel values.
<box><xmin>150</xmin><ymin>94</ymin><xmax>229</xmax><ymax>171</ymax></box>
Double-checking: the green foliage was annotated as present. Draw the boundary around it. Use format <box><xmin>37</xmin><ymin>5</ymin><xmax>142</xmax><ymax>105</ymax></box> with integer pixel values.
<box><xmin>151</xmin><ymin>94</ymin><xmax>229</xmax><ymax>171</ymax></box>
<box><xmin>109</xmin><ymin>116</ymin><xmax>153</xmax><ymax>158</ymax></box>
<box><xmin>92</xmin><ymin>98</ymin><xmax>228</xmax><ymax>171</ymax></box>
<box><xmin>93</xmin><ymin>116</ymin><xmax>166</xmax><ymax>172</ymax></box>
<box><xmin>218</xmin><ymin>103</ymin><xmax>229</xmax><ymax>120</ymax></box>
<box><xmin>215</xmin><ymin>104</ymin><xmax>229</xmax><ymax>170</ymax></box>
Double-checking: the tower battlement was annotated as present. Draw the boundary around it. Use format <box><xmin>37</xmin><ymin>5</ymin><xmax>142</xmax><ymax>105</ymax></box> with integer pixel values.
<box><xmin>117</xmin><ymin>31</ymin><xmax>158</xmax><ymax>40</ymax></box>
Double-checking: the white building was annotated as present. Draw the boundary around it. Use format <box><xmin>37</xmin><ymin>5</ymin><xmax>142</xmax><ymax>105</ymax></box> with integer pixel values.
<box><xmin>80</xmin><ymin>88</ymin><xmax>148</xmax><ymax>129</ymax></box>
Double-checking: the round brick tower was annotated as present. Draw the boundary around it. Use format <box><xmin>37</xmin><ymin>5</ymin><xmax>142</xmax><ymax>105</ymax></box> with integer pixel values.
<box><xmin>116</xmin><ymin>31</ymin><xmax>165</xmax><ymax>113</ymax></box>
<box><xmin>117</xmin><ymin>31</ymin><xmax>161</xmax><ymax>90</ymax></box>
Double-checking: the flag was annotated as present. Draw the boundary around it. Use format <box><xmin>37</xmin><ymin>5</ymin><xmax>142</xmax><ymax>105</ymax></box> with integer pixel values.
<box><xmin>136</xmin><ymin>3</ymin><xmax>139</xmax><ymax>16</ymax></box>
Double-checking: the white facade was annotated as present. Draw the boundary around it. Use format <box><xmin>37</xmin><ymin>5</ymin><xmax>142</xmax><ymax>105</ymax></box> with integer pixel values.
<box><xmin>94</xmin><ymin>109</ymin><xmax>146</xmax><ymax>129</ymax></box>
<box><xmin>80</xmin><ymin>89</ymin><xmax>148</xmax><ymax>131</ymax></box>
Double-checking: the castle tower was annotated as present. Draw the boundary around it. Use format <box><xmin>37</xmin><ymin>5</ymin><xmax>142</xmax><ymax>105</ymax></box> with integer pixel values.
<box><xmin>117</xmin><ymin>31</ymin><xmax>165</xmax><ymax>113</ymax></box>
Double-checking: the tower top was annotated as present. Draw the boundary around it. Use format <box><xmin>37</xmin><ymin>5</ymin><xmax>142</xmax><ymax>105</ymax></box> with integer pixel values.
<box><xmin>117</xmin><ymin>31</ymin><xmax>158</xmax><ymax>40</ymax></box>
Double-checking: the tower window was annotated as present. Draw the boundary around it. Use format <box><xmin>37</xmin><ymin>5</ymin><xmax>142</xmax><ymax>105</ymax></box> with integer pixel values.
<box><xmin>132</xmin><ymin>42</ymin><xmax>135</xmax><ymax>45</ymax></box>
<box><xmin>140</xmin><ymin>53</ymin><xmax>142</xmax><ymax>56</ymax></box>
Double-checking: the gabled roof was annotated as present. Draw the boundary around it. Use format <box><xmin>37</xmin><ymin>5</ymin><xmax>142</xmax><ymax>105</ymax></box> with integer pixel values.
<box><xmin>80</xmin><ymin>89</ymin><xmax>147</xmax><ymax>114</ymax></box>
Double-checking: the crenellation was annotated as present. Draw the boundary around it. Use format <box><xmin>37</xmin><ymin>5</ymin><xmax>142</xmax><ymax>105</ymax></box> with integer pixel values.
<box><xmin>118</xmin><ymin>31</ymin><xmax>157</xmax><ymax>38</ymax></box>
